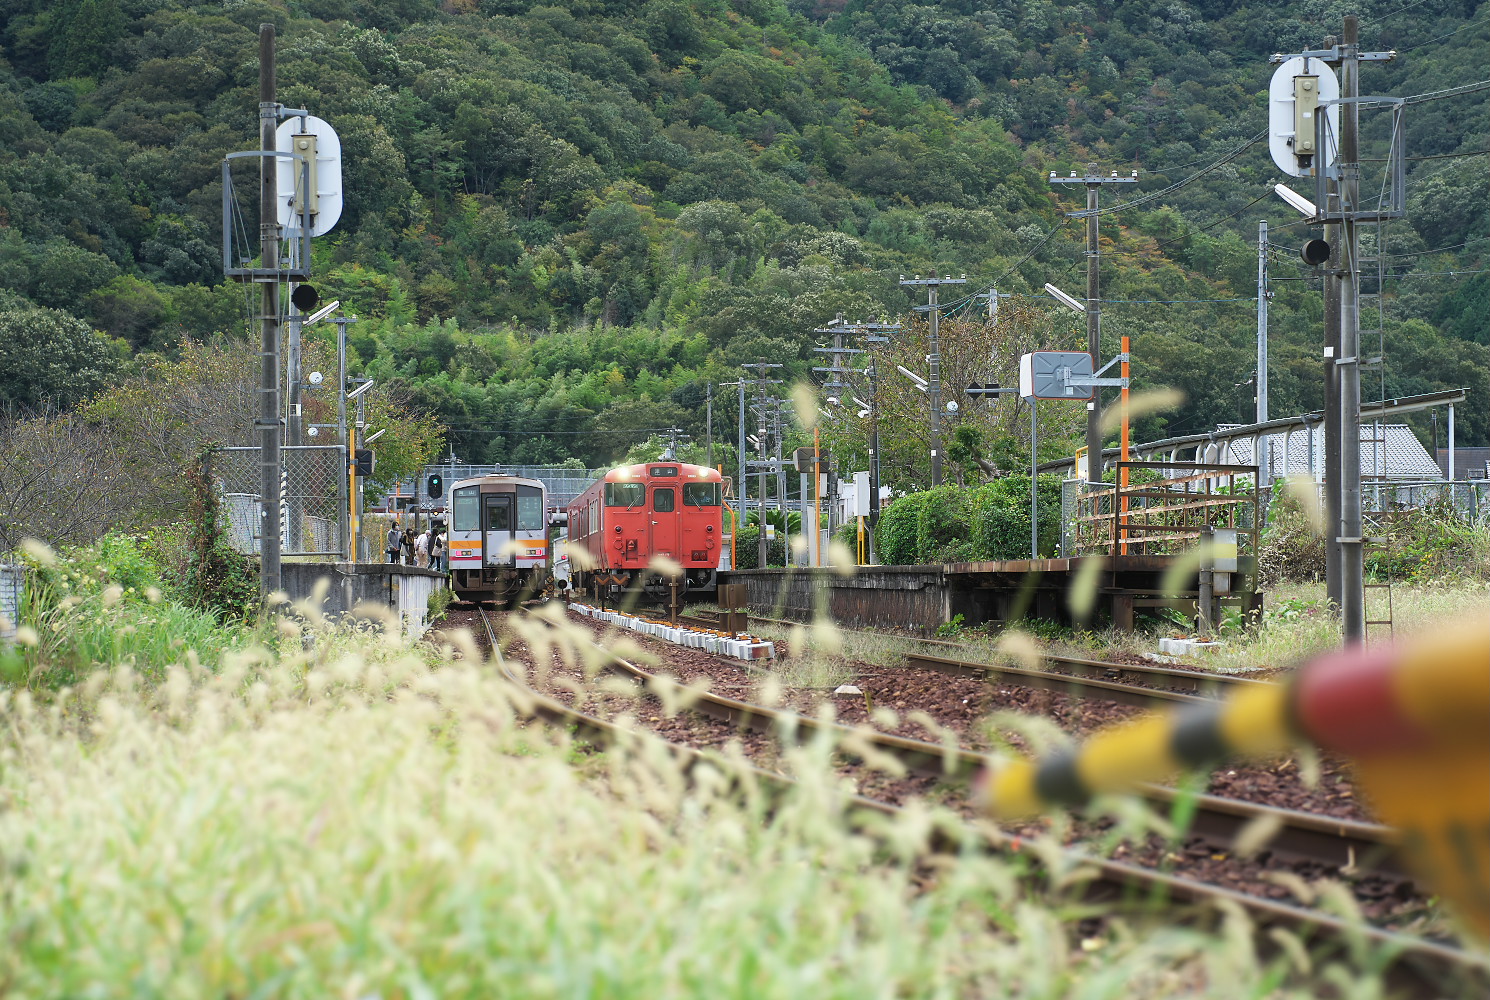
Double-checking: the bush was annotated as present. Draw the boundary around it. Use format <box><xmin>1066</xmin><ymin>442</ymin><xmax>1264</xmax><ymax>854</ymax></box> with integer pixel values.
<box><xmin>731</xmin><ymin>525</ymin><xmax>787</xmax><ymax>569</ymax></box>
<box><xmin>970</xmin><ymin>475</ymin><xmax>1063</xmax><ymax>560</ymax></box>
<box><xmin>873</xmin><ymin>476</ymin><xmax>1066</xmax><ymax>566</ymax></box>
<box><xmin>874</xmin><ymin>492</ymin><xmax>926</xmax><ymax>565</ymax></box>
<box><xmin>1365</xmin><ymin>501</ymin><xmax>1490</xmax><ymax>584</ymax></box>
<box><xmin>916</xmin><ymin>485</ymin><xmax>977</xmax><ymax>563</ymax></box>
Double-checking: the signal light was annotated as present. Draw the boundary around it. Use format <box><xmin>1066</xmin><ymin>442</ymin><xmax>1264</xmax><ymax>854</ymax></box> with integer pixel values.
<box><xmin>290</xmin><ymin>283</ymin><xmax>320</xmax><ymax>311</ymax></box>
<box><xmin>354</xmin><ymin>449</ymin><xmax>375</xmax><ymax>476</ymax></box>
<box><xmin>1300</xmin><ymin>239</ymin><xmax>1331</xmax><ymax>266</ymax></box>
<box><xmin>427</xmin><ymin>474</ymin><xmax>443</xmax><ymax>498</ymax></box>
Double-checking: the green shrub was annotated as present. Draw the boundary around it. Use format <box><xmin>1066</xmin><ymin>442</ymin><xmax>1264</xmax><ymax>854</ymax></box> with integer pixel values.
<box><xmin>731</xmin><ymin>525</ymin><xmax>787</xmax><ymax>570</ymax></box>
<box><xmin>874</xmin><ymin>492</ymin><xmax>926</xmax><ymax>565</ymax></box>
<box><xmin>970</xmin><ymin>474</ymin><xmax>1064</xmax><ymax>560</ymax></box>
<box><xmin>915</xmin><ymin>485</ymin><xmax>976</xmax><ymax>563</ymax></box>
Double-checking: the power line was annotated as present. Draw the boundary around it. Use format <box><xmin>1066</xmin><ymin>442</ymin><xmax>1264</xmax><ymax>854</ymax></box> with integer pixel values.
<box><xmin>1363</xmin><ymin>147</ymin><xmax>1490</xmax><ymax>162</ymax></box>
<box><xmin>1402</xmin><ymin>14</ymin><xmax>1490</xmax><ymax>50</ymax></box>
<box><xmin>1078</xmin><ymin>129</ymin><xmax>1267</xmax><ymax>218</ymax></box>
<box><xmin>1404</xmin><ymin>78</ymin><xmax>1490</xmax><ymax>104</ymax></box>
<box><xmin>1362</xmin><ymin>0</ymin><xmax>1436</xmax><ymax>25</ymax></box>
<box><xmin>985</xmin><ymin>219</ymin><xmax>1072</xmax><ymax>289</ymax></box>
<box><xmin>1107</xmin><ymin>188</ymin><xmax>1277</xmax><ymax>257</ymax></box>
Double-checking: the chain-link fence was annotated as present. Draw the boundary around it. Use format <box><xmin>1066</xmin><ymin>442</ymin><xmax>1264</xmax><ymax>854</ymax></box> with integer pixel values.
<box><xmin>210</xmin><ymin>446</ymin><xmax>348</xmax><ymax>558</ymax></box>
<box><xmin>0</xmin><ymin>559</ymin><xmax>23</xmax><ymax>640</ymax></box>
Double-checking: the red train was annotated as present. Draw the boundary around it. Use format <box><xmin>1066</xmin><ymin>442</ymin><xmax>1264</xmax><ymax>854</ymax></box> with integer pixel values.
<box><xmin>565</xmin><ymin>461</ymin><xmax>724</xmax><ymax>596</ymax></box>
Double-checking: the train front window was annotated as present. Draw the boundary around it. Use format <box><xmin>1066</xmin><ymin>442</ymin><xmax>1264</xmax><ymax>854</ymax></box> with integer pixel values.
<box><xmin>517</xmin><ymin>488</ymin><xmax>544</xmax><ymax>531</ymax></box>
<box><xmin>453</xmin><ymin>487</ymin><xmax>480</xmax><ymax>532</ymax></box>
<box><xmin>605</xmin><ymin>482</ymin><xmax>644</xmax><ymax>508</ymax></box>
<box><xmin>653</xmin><ymin>487</ymin><xmax>675</xmax><ymax>512</ymax></box>
<box><xmin>484</xmin><ymin>496</ymin><xmax>510</xmax><ymax>531</ymax></box>
<box><xmin>683</xmin><ymin>483</ymin><xmax>720</xmax><ymax>507</ymax></box>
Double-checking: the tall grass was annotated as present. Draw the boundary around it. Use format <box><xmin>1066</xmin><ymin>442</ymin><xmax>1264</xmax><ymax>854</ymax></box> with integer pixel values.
<box><xmin>0</xmin><ymin>606</ymin><xmax>1403</xmax><ymax>996</ymax></box>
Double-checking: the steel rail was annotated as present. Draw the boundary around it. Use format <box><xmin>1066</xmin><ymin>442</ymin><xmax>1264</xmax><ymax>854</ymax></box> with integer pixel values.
<box><xmin>537</xmin><ymin>609</ymin><xmax>1404</xmax><ymax>879</ymax></box>
<box><xmin>745</xmin><ymin>614</ymin><xmax>1266</xmax><ymax>696</ymax></box>
<box><xmin>474</xmin><ymin>607</ymin><xmax>1487</xmax><ymax>996</ymax></box>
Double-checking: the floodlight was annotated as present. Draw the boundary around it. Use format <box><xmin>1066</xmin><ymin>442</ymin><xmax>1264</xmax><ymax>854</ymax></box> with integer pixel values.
<box><xmin>1044</xmin><ymin>282</ymin><xmax>1086</xmax><ymax>313</ymax></box>
<box><xmin>896</xmin><ymin>365</ymin><xmax>928</xmax><ymax>390</ymax></box>
<box><xmin>363</xmin><ymin>428</ymin><xmax>386</xmax><ymax>444</ymax></box>
<box><xmin>1273</xmin><ymin>183</ymin><xmax>1317</xmax><ymax>217</ymax></box>
<box><xmin>852</xmin><ymin>397</ymin><xmax>870</xmax><ymax>410</ymax></box>
<box><xmin>305</xmin><ymin>300</ymin><xmax>341</xmax><ymax>326</ymax></box>
<box><xmin>346</xmin><ymin>379</ymin><xmax>375</xmax><ymax>399</ymax></box>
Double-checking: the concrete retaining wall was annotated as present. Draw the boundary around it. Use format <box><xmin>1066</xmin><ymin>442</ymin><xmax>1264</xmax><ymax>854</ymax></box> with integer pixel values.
<box><xmin>723</xmin><ymin>566</ymin><xmax>951</xmax><ymax>631</ymax></box>
<box><xmin>280</xmin><ymin>562</ymin><xmax>448</xmax><ymax>637</ymax></box>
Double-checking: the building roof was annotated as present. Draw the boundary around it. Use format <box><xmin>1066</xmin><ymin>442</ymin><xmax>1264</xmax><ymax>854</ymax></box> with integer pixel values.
<box><xmin>1217</xmin><ymin>423</ymin><xmax>1443</xmax><ymax>480</ymax></box>
<box><xmin>1437</xmin><ymin>447</ymin><xmax>1490</xmax><ymax>480</ymax></box>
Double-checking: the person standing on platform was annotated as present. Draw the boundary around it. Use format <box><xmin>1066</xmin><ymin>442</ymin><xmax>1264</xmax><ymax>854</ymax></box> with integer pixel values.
<box><xmin>386</xmin><ymin>522</ymin><xmax>402</xmax><ymax>564</ymax></box>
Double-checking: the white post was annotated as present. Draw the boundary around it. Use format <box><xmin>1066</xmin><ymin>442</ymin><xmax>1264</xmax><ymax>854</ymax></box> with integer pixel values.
<box><xmin>1447</xmin><ymin>403</ymin><xmax>1456</xmax><ymax>481</ymax></box>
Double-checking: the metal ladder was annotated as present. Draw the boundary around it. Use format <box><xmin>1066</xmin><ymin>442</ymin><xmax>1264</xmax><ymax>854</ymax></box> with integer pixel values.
<box><xmin>1363</xmin><ymin>511</ymin><xmax>1396</xmax><ymax>637</ymax></box>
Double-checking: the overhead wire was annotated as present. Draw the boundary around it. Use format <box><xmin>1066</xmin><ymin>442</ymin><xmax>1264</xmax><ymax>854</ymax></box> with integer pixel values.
<box><xmin>1073</xmin><ymin>129</ymin><xmax>1269</xmax><ymax>219</ymax></box>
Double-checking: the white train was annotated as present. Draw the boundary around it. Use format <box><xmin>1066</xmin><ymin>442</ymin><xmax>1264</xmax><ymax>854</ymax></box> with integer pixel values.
<box><xmin>446</xmin><ymin>474</ymin><xmax>551</xmax><ymax>604</ymax></box>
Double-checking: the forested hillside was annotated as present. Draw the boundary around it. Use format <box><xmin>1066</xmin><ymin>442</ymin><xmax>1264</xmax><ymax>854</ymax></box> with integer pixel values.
<box><xmin>1</xmin><ymin>0</ymin><xmax>1486</xmax><ymax>479</ymax></box>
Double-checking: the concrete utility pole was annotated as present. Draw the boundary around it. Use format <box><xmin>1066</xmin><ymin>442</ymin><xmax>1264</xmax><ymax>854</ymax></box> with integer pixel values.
<box><xmin>1050</xmin><ymin>166</ymin><xmax>1138</xmax><ymax>481</ymax></box>
<box><xmin>257</xmin><ymin>23</ymin><xmax>282</xmax><ymax>598</ymax></box>
<box><xmin>1256</xmin><ymin>220</ymin><xmax>1271</xmax><ymax>492</ymax></box>
<box><xmin>899</xmin><ymin>275</ymin><xmax>966</xmax><ymax>486</ymax></box>
<box><xmin>1338</xmin><ymin>15</ymin><xmax>1365</xmax><ymax>643</ymax></box>
<box><xmin>705</xmin><ymin>382</ymin><xmax>713</xmax><ymax>468</ymax></box>
<box><xmin>741</xmin><ymin>363</ymin><xmax>782</xmax><ymax>567</ymax></box>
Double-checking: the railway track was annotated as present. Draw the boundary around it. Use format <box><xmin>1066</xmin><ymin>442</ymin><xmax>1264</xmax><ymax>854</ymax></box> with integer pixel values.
<box><xmin>467</xmin><ymin>606</ymin><xmax>1487</xmax><ymax>994</ymax></box>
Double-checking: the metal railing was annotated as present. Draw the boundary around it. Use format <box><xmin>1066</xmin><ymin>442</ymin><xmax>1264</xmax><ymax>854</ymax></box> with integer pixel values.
<box><xmin>1065</xmin><ymin>462</ymin><xmax>1261</xmax><ymax>559</ymax></box>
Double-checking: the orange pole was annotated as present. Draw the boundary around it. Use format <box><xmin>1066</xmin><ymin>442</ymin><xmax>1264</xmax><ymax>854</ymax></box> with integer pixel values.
<box><xmin>1120</xmin><ymin>335</ymin><xmax>1131</xmax><ymax>555</ymax></box>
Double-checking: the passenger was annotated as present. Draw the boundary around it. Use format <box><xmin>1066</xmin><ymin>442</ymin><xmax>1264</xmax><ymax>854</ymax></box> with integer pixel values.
<box><xmin>415</xmin><ymin>528</ymin><xmax>430</xmax><ymax>568</ymax></box>
<box><xmin>386</xmin><ymin>521</ymin><xmax>402</xmax><ymax>564</ymax></box>
<box><xmin>402</xmin><ymin>527</ymin><xmax>417</xmax><ymax>565</ymax></box>
<box><xmin>429</xmin><ymin>529</ymin><xmax>445</xmax><ymax>573</ymax></box>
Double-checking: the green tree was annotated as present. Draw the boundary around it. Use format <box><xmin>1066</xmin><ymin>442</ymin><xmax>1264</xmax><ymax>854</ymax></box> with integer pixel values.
<box><xmin>0</xmin><ymin>305</ymin><xmax>119</xmax><ymax>411</ymax></box>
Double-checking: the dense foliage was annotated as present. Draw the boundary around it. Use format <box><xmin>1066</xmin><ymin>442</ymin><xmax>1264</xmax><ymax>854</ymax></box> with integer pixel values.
<box><xmin>0</xmin><ymin>0</ymin><xmax>1484</xmax><ymax>495</ymax></box>
<box><xmin>874</xmin><ymin>474</ymin><xmax>1064</xmax><ymax>563</ymax></box>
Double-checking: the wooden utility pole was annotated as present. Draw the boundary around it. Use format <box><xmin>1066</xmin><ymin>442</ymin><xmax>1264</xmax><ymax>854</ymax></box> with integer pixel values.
<box><xmin>1050</xmin><ymin>166</ymin><xmax>1138</xmax><ymax>481</ymax></box>
<box><xmin>257</xmin><ymin>23</ymin><xmax>282</xmax><ymax>598</ymax></box>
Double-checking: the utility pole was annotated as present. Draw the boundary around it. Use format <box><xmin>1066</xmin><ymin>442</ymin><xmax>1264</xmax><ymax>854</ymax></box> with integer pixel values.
<box><xmin>256</xmin><ymin>23</ymin><xmax>282</xmax><ymax>599</ymax></box>
<box><xmin>900</xmin><ymin>274</ymin><xmax>966</xmax><ymax>486</ymax></box>
<box><xmin>1269</xmin><ymin>24</ymin><xmax>1398</xmax><ymax>643</ymax></box>
<box><xmin>1338</xmin><ymin>15</ymin><xmax>1364</xmax><ymax>643</ymax></box>
<box><xmin>1256</xmin><ymin>220</ymin><xmax>1271</xmax><ymax>493</ymax></box>
<box><xmin>1050</xmin><ymin>165</ymin><xmax>1138</xmax><ymax>481</ymax></box>
<box><xmin>705</xmin><ymin>382</ymin><xmax>713</xmax><ymax>469</ymax></box>
<box><xmin>741</xmin><ymin>363</ymin><xmax>782</xmax><ymax>567</ymax></box>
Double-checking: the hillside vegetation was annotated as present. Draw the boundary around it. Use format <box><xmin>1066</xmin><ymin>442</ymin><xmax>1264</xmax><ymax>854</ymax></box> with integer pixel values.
<box><xmin>1</xmin><ymin>0</ymin><xmax>1486</xmax><ymax>484</ymax></box>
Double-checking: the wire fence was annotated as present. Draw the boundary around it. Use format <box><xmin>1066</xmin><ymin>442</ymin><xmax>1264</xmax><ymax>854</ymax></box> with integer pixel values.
<box><xmin>210</xmin><ymin>445</ymin><xmax>349</xmax><ymax>558</ymax></box>
<box><xmin>0</xmin><ymin>559</ymin><xmax>23</xmax><ymax>640</ymax></box>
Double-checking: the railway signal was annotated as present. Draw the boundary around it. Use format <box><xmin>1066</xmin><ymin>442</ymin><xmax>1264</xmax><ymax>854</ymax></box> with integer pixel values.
<box><xmin>427</xmin><ymin>473</ymin><xmax>443</xmax><ymax>498</ymax></box>
<box><xmin>354</xmin><ymin>449</ymin><xmax>375</xmax><ymax>476</ymax></box>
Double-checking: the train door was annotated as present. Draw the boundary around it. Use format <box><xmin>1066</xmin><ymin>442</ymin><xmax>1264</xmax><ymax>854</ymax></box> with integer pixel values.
<box><xmin>650</xmin><ymin>485</ymin><xmax>679</xmax><ymax>559</ymax></box>
<box><xmin>483</xmin><ymin>492</ymin><xmax>515</xmax><ymax>566</ymax></box>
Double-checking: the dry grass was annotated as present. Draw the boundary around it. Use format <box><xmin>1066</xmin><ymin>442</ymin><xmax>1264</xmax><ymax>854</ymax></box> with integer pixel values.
<box><xmin>0</xmin><ymin>598</ymin><xmax>1414</xmax><ymax>996</ymax></box>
